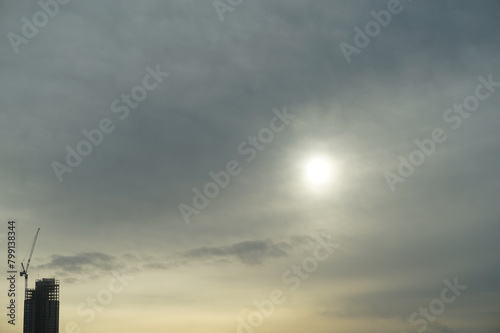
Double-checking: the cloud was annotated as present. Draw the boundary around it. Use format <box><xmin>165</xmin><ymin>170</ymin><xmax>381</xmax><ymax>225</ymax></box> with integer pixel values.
<box><xmin>37</xmin><ymin>252</ymin><xmax>122</xmax><ymax>275</ymax></box>
<box><xmin>142</xmin><ymin>260</ymin><xmax>187</xmax><ymax>271</ymax></box>
<box><xmin>35</xmin><ymin>236</ymin><xmax>306</xmax><ymax>278</ymax></box>
<box><xmin>428</xmin><ymin>321</ymin><xmax>455</xmax><ymax>333</ymax></box>
<box><xmin>184</xmin><ymin>239</ymin><xmax>291</xmax><ymax>265</ymax></box>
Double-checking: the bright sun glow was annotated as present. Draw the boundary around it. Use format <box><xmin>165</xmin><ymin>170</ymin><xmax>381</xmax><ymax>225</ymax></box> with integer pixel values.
<box><xmin>303</xmin><ymin>155</ymin><xmax>337</xmax><ymax>189</ymax></box>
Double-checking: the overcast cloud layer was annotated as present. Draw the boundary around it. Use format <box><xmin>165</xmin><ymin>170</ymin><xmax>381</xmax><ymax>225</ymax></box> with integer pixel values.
<box><xmin>1</xmin><ymin>1</ymin><xmax>499</xmax><ymax>333</ymax></box>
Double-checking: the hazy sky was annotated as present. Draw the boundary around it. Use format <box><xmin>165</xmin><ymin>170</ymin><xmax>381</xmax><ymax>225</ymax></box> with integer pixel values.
<box><xmin>1</xmin><ymin>1</ymin><xmax>499</xmax><ymax>333</ymax></box>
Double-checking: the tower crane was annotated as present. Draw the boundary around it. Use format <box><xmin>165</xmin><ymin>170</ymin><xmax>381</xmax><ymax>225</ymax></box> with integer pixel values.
<box><xmin>20</xmin><ymin>228</ymin><xmax>40</xmax><ymax>291</ymax></box>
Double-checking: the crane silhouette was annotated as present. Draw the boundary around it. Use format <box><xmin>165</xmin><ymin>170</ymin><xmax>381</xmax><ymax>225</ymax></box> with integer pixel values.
<box><xmin>20</xmin><ymin>228</ymin><xmax>40</xmax><ymax>292</ymax></box>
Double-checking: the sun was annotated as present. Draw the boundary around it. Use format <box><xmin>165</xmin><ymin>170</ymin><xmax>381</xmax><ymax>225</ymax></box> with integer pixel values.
<box><xmin>303</xmin><ymin>155</ymin><xmax>336</xmax><ymax>189</ymax></box>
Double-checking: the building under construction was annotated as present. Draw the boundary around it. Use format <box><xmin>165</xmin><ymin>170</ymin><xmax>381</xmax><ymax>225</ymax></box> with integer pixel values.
<box><xmin>23</xmin><ymin>278</ymin><xmax>60</xmax><ymax>333</ymax></box>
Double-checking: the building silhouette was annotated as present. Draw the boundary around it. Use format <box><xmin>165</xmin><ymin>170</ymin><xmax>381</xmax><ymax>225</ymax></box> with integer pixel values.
<box><xmin>24</xmin><ymin>278</ymin><xmax>60</xmax><ymax>333</ymax></box>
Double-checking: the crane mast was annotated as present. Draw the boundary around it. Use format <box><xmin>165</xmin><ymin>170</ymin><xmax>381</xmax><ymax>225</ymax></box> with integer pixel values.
<box><xmin>20</xmin><ymin>228</ymin><xmax>40</xmax><ymax>292</ymax></box>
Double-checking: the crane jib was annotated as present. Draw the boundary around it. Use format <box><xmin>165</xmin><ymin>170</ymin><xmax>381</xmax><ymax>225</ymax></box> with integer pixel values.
<box><xmin>20</xmin><ymin>228</ymin><xmax>40</xmax><ymax>291</ymax></box>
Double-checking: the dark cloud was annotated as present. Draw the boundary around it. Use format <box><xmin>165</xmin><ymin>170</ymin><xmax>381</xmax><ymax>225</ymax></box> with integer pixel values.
<box><xmin>36</xmin><ymin>235</ymin><xmax>310</xmax><ymax>278</ymax></box>
<box><xmin>184</xmin><ymin>239</ymin><xmax>291</xmax><ymax>265</ymax></box>
<box><xmin>37</xmin><ymin>252</ymin><xmax>122</xmax><ymax>274</ymax></box>
<box><xmin>142</xmin><ymin>260</ymin><xmax>187</xmax><ymax>271</ymax></box>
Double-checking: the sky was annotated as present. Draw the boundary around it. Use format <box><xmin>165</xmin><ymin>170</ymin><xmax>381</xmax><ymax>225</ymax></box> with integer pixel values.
<box><xmin>1</xmin><ymin>0</ymin><xmax>499</xmax><ymax>332</ymax></box>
